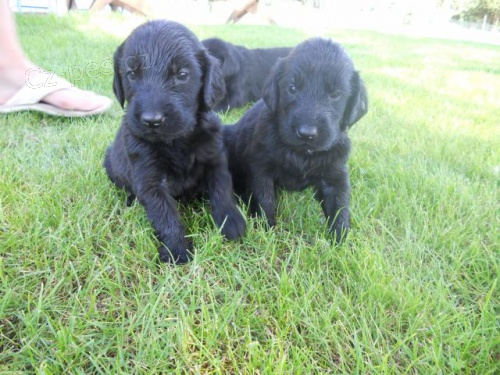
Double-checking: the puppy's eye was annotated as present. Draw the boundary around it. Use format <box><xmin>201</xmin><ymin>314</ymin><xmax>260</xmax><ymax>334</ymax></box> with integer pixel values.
<box><xmin>329</xmin><ymin>91</ymin><xmax>342</xmax><ymax>100</ymax></box>
<box><xmin>126</xmin><ymin>70</ymin><xmax>137</xmax><ymax>81</ymax></box>
<box><xmin>176</xmin><ymin>70</ymin><xmax>189</xmax><ymax>82</ymax></box>
<box><xmin>288</xmin><ymin>83</ymin><xmax>297</xmax><ymax>94</ymax></box>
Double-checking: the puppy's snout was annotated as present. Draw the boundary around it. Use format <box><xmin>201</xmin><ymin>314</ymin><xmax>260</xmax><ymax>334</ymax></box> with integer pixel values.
<box><xmin>141</xmin><ymin>112</ymin><xmax>165</xmax><ymax>128</ymax></box>
<box><xmin>296</xmin><ymin>125</ymin><xmax>318</xmax><ymax>141</ymax></box>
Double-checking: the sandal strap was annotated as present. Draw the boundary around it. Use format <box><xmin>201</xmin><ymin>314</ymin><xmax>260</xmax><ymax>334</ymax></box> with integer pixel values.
<box><xmin>5</xmin><ymin>71</ymin><xmax>73</xmax><ymax>106</ymax></box>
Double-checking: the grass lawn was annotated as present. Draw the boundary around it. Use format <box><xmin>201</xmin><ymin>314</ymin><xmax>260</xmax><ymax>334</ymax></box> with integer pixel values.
<box><xmin>1</xmin><ymin>12</ymin><xmax>499</xmax><ymax>374</ymax></box>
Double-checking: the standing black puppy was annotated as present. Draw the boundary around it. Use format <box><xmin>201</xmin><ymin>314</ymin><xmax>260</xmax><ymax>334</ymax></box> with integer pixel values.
<box><xmin>104</xmin><ymin>20</ymin><xmax>246</xmax><ymax>264</ymax></box>
<box><xmin>223</xmin><ymin>38</ymin><xmax>368</xmax><ymax>243</ymax></box>
<box><xmin>202</xmin><ymin>37</ymin><xmax>292</xmax><ymax>111</ymax></box>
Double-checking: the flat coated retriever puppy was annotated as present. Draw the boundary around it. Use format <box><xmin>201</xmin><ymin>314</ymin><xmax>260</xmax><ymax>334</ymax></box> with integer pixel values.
<box><xmin>223</xmin><ymin>38</ymin><xmax>368</xmax><ymax>243</ymax></box>
<box><xmin>202</xmin><ymin>37</ymin><xmax>292</xmax><ymax>112</ymax></box>
<box><xmin>104</xmin><ymin>20</ymin><xmax>246</xmax><ymax>264</ymax></box>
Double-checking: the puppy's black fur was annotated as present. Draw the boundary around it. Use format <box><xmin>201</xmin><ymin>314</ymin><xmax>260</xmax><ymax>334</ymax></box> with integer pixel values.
<box><xmin>104</xmin><ymin>20</ymin><xmax>246</xmax><ymax>264</ymax></box>
<box><xmin>202</xmin><ymin>37</ymin><xmax>292</xmax><ymax>111</ymax></box>
<box><xmin>223</xmin><ymin>38</ymin><xmax>368</xmax><ymax>243</ymax></box>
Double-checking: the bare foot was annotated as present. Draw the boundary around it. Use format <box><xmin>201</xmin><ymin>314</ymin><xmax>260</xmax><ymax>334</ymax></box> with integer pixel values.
<box><xmin>0</xmin><ymin>65</ymin><xmax>111</xmax><ymax>114</ymax></box>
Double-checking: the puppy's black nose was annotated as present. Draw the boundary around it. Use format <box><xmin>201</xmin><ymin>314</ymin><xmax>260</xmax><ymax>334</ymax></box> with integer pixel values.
<box><xmin>296</xmin><ymin>126</ymin><xmax>318</xmax><ymax>140</ymax></box>
<box><xmin>141</xmin><ymin>112</ymin><xmax>164</xmax><ymax>128</ymax></box>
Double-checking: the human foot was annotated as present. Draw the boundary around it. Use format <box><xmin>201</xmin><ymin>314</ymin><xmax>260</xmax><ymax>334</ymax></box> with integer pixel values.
<box><xmin>0</xmin><ymin>66</ymin><xmax>112</xmax><ymax>116</ymax></box>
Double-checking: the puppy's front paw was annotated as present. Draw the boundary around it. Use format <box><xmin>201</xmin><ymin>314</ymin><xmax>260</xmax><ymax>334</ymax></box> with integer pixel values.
<box><xmin>158</xmin><ymin>238</ymin><xmax>193</xmax><ymax>264</ymax></box>
<box><xmin>331</xmin><ymin>225</ymin><xmax>349</xmax><ymax>245</ymax></box>
<box><xmin>219</xmin><ymin>208</ymin><xmax>246</xmax><ymax>241</ymax></box>
<box><xmin>249</xmin><ymin>200</ymin><xmax>276</xmax><ymax>228</ymax></box>
<box><xmin>266</xmin><ymin>216</ymin><xmax>276</xmax><ymax>229</ymax></box>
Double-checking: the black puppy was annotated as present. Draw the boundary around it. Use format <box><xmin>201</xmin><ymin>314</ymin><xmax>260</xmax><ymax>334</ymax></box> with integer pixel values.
<box><xmin>223</xmin><ymin>38</ymin><xmax>368</xmax><ymax>243</ymax></box>
<box><xmin>202</xmin><ymin>37</ymin><xmax>292</xmax><ymax>111</ymax></box>
<box><xmin>104</xmin><ymin>20</ymin><xmax>246</xmax><ymax>264</ymax></box>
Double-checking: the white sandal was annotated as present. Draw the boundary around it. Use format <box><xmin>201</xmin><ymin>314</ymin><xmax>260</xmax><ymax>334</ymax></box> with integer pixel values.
<box><xmin>0</xmin><ymin>75</ymin><xmax>112</xmax><ymax>117</ymax></box>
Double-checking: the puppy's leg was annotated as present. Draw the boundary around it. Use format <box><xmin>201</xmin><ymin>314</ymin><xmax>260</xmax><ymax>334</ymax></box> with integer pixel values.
<box><xmin>139</xmin><ymin>191</ymin><xmax>192</xmax><ymax>264</ymax></box>
<box><xmin>133</xmin><ymin>164</ymin><xmax>192</xmax><ymax>264</ymax></box>
<box><xmin>103</xmin><ymin>146</ymin><xmax>126</xmax><ymax>190</ymax></box>
<box><xmin>206</xmin><ymin>163</ymin><xmax>246</xmax><ymax>240</ymax></box>
<box><xmin>104</xmin><ymin>147</ymin><xmax>137</xmax><ymax>207</ymax></box>
<box><xmin>249</xmin><ymin>170</ymin><xmax>277</xmax><ymax>228</ymax></box>
<box><xmin>316</xmin><ymin>172</ymin><xmax>351</xmax><ymax>244</ymax></box>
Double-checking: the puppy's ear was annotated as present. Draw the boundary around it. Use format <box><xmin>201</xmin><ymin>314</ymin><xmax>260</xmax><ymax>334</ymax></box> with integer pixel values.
<box><xmin>199</xmin><ymin>50</ymin><xmax>226</xmax><ymax>109</ymax></box>
<box><xmin>112</xmin><ymin>42</ymin><xmax>126</xmax><ymax>108</ymax></box>
<box><xmin>263</xmin><ymin>58</ymin><xmax>284</xmax><ymax>113</ymax></box>
<box><xmin>342</xmin><ymin>71</ymin><xmax>368</xmax><ymax>128</ymax></box>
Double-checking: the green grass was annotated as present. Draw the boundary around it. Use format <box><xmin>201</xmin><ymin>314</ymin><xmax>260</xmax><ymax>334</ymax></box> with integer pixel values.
<box><xmin>1</xmin><ymin>12</ymin><xmax>499</xmax><ymax>374</ymax></box>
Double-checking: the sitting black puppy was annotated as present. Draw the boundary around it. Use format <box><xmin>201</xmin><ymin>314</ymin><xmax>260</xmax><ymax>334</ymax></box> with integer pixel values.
<box><xmin>202</xmin><ymin>37</ymin><xmax>292</xmax><ymax>111</ymax></box>
<box><xmin>104</xmin><ymin>20</ymin><xmax>246</xmax><ymax>264</ymax></box>
<box><xmin>223</xmin><ymin>38</ymin><xmax>368</xmax><ymax>243</ymax></box>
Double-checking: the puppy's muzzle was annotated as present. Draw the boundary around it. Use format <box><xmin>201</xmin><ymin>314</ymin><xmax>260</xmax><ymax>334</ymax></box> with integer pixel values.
<box><xmin>141</xmin><ymin>112</ymin><xmax>165</xmax><ymax>128</ymax></box>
